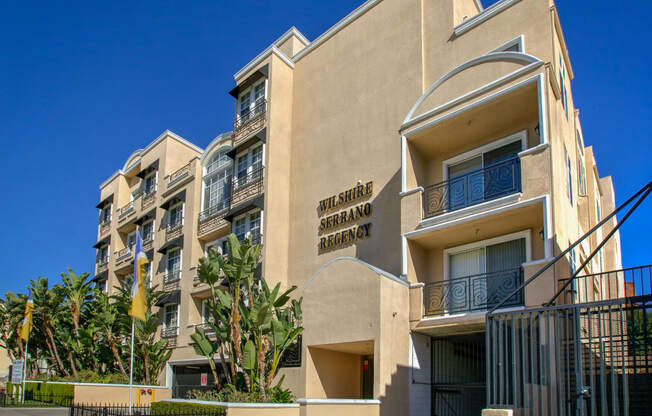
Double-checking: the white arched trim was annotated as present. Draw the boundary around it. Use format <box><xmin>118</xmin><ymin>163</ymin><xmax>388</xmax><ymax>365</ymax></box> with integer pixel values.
<box><xmin>302</xmin><ymin>256</ymin><xmax>408</xmax><ymax>292</ymax></box>
<box><xmin>402</xmin><ymin>52</ymin><xmax>543</xmax><ymax>128</ymax></box>
<box><xmin>122</xmin><ymin>149</ymin><xmax>143</xmax><ymax>171</ymax></box>
<box><xmin>201</xmin><ymin>131</ymin><xmax>233</xmax><ymax>165</ymax></box>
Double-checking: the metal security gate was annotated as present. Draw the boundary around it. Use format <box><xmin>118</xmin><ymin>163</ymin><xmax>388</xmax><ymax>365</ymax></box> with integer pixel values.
<box><xmin>431</xmin><ymin>333</ymin><xmax>486</xmax><ymax>416</ymax></box>
<box><xmin>486</xmin><ymin>266</ymin><xmax>652</xmax><ymax>416</ymax></box>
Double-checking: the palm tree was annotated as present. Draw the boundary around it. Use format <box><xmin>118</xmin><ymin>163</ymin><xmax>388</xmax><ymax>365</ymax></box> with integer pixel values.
<box><xmin>58</xmin><ymin>269</ymin><xmax>93</xmax><ymax>334</ymax></box>
<box><xmin>89</xmin><ymin>292</ymin><xmax>128</xmax><ymax>377</ymax></box>
<box><xmin>29</xmin><ymin>277</ymin><xmax>69</xmax><ymax>376</ymax></box>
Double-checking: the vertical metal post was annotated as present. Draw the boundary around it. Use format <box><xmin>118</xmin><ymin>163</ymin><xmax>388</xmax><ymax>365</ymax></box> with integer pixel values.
<box><xmin>128</xmin><ymin>317</ymin><xmax>135</xmax><ymax>414</ymax></box>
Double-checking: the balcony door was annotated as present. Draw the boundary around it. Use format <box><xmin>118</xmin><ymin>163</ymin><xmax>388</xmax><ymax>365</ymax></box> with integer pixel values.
<box><xmin>447</xmin><ymin>237</ymin><xmax>526</xmax><ymax>313</ymax></box>
<box><xmin>446</xmin><ymin>137</ymin><xmax>523</xmax><ymax>212</ymax></box>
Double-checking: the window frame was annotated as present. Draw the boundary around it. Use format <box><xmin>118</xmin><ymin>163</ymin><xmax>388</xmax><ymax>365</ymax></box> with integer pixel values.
<box><xmin>143</xmin><ymin>171</ymin><xmax>158</xmax><ymax>196</ymax></box>
<box><xmin>99</xmin><ymin>204</ymin><xmax>112</xmax><ymax>223</ymax></box>
<box><xmin>163</xmin><ymin>304</ymin><xmax>179</xmax><ymax>333</ymax></box>
<box><xmin>168</xmin><ymin>202</ymin><xmax>184</xmax><ymax>229</ymax></box>
<box><xmin>166</xmin><ymin>248</ymin><xmax>182</xmax><ymax>280</ymax></box>
<box><xmin>234</xmin><ymin>143</ymin><xmax>264</xmax><ymax>188</ymax></box>
<box><xmin>232</xmin><ymin>209</ymin><xmax>263</xmax><ymax>243</ymax></box>
<box><xmin>141</xmin><ymin>219</ymin><xmax>155</xmax><ymax>243</ymax></box>
<box><xmin>237</xmin><ymin>79</ymin><xmax>267</xmax><ymax>121</ymax></box>
<box><xmin>565</xmin><ymin>146</ymin><xmax>574</xmax><ymax>206</ymax></box>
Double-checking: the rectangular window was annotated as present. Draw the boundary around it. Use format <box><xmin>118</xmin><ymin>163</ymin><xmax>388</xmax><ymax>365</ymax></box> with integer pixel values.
<box><xmin>206</xmin><ymin>237</ymin><xmax>228</xmax><ymax>256</ymax></box>
<box><xmin>238</xmin><ymin>81</ymin><xmax>266</xmax><ymax>122</ymax></box>
<box><xmin>167</xmin><ymin>248</ymin><xmax>181</xmax><ymax>279</ymax></box>
<box><xmin>202</xmin><ymin>300</ymin><xmax>216</xmax><ymax>324</ymax></box>
<box><xmin>163</xmin><ymin>304</ymin><xmax>179</xmax><ymax>331</ymax></box>
<box><xmin>141</xmin><ymin>220</ymin><xmax>154</xmax><ymax>242</ymax></box>
<box><xmin>98</xmin><ymin>246</ymin><xmax>109</xmax><ymax>264</ymax></box>
<box><xmin>97</xmin><ymin>280</ymin><xmax>107</xmax><ymax>293</ymax></box>
<box><xmin>565</xmin><ymin>146</ymin><xmax>573</xmax><ymax>206</ymax></box>
<box><xmin>233</xmin><ymin>210</ymin><xmax>263</xmax><ymax>244</ymax></box>
<box><xmin>560</xmin><ymin>58</ymin><xmax>568</xmax><ymax>119</ymax></box>
<box><xmin>168</xmin><ymin>203</ymin><xmax>183</xmax><ymax>229</ymax></box>
<box><xmin>143</xmin><ymin>172</ymin><xmax>157</xmax><ymax>195</ymax></box>
<box><xmin>578</xmin><ymin>156</ymin><xmax>586</xmax><ymax>196</ymax></box>
<box><xmin>235</xmin><ymin>145</ymin><xmax>264</xmax><ymax>188</ymax></box>
<box><xmin>100</xmin><ymin>205</ymin><xmax>112</xmax><ymax>223</ymax></box>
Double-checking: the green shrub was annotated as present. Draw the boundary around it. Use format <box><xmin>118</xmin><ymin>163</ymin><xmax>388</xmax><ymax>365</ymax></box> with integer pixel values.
<box><xmin>151</xmin><ymin>401</ymin><xmax>226</xmax><ymax>414</ymax></box>
<box><xmin>186</xmin><ymin>381</ymin><xmax>294</xmax><ymax>404</ymax></box>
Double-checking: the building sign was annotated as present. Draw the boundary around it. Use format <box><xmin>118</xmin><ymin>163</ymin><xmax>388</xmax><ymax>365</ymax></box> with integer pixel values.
<box><xmin>318</xmin><ymin>181</ymin><xmax>373</xmax><ymax>252</ymax></box>
<box><xmin>11</xmin><ymin>359</ymin><xmax>23</xmax><ymax>385</ymax></box>
<box><xmin>200</xmin><ymin>373</ymin><xmax>208</xmax><ymax>386</ymax></box>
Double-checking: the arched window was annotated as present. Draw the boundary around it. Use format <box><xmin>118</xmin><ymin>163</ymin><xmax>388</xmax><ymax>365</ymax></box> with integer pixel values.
<box><xmin>202</xmin><ymin>149</ymin><xmax>232</xmax><ymax>217</ymax></box>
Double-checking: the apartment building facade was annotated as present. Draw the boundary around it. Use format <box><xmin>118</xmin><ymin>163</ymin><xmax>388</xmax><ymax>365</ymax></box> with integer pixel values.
<box><xmin>92</xmin><ymin>0</ymin><xmax>623</xmax><ymax>414</ymax></box>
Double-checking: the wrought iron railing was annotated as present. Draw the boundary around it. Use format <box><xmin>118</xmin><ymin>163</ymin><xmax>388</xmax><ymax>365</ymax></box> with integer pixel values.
<box><xmin>161</xmin><ymin>326</ymin><xmax>178</xmax><ymax>338</ymax></box>
<box><xmin>559</xmin><ymin>264</ymin><xmax>652</xmax><ymax>304</ymax></box>
<box><xmin>199</xmin><ymin>201</ymin><xmax>230</xmax><ymax>222</ymax></box>
<box><xmin>168</xmin><ymin>161</ymin><xmax>193</xmax><ymax>187</ymax></box>
<box><xmin>96</xmin><ymin>260</ymin><xmax>109</xmax><ymax>273</ymax></box>
<box><xmin>279</xmin><ymin>334</ymin><xmax>302</xmax><ymax>368</ymax></box>
<box><xmin>118</xmin><ymin>201</ymin><xmax>135</xmax><ymax>219</ymax></box>
<box><xmin>164</xmin><ymin>269</ymin><xmax>181</xmax><ymax>284</ymax></box>
<box><xmin>424</xmin><ymin>268</ymin><xmax>523</xmax><ymax>316</ymax></box>
<box><xmin>141</xmin><ymin>189</ymin><xmax>156</xmax><ymax>209</ymax></box>
<box><xmin>234</xmin><ymin>98</ymin><xmax>266</xmax><ymax>133</ymax></box>
<box><xmin>166</xmin><ymin>221</ymin><xmax>183</xmax><ymax>235</ymax></box>
<box><xmin>115</xmin><ymin>247</ymin><xmax>133</xmax><ymax>262</ymax></box>
<box><xmin>423</xmin><ymin>157</ymin><xmax>521</xmax><ymax>218</ymax></box>
<box><xmin>99</xmin><ymin>220</ymin><xmax>111</xmax><ymax>235</ymax></box>
<box><xmin>231</xmin><ymin>167</ymin><xmax>264</xmax><ymax>206</ymax></box>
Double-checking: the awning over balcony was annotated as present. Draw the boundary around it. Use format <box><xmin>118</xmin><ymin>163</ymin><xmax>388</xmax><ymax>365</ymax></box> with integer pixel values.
<box><xmin>95</xmin><ymin>194</ymin><xmax>113</xmax><ymax>209</ymax></box>
<box><xmin>135</xmin><ymin>208</ymin><xmax>156</xmax><ymax>225</ymax></box>
<box><xmin>157</xmin><ymin>236</ymin><xmax>183</xmax><ymax>254</ymax></box>
<box><xmin>93</xmin><ymin>236</ymin><xmax>111</xmax><ymax>249</ymax></box>
<box><xmin>161</xmin><ymin>189</ymin><xmax>185</xmax><ymax>210</ymax></box>
<box><xmin>155</xmin><ymin>290</ymin><xmax>180</xmax><ymax>306</ymax></box>
<box><xmin>228</xmin><ymin>65</ymin><xmax>268</xmax><ymax>98</ymax></box>
<box><xmin>136</xmin><ymin>160</ymin><xmax>159</xmax><ymax>178</ymax></box>
<box><xmin>91</xmin><ymin>270</ymin><xmax>108</xmax><ymax>283</ymax></box>
<box><xmin>225</xmin><ymin>194</ymin><xmax>264</xmax><ymax>222</ymax></box>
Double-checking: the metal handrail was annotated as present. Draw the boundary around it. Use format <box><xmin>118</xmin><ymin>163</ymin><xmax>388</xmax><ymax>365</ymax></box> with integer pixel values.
<box><xmin>424</xmin><ymin>268</ymin><xmax>523</xmax><ymax>316</ymax></box>
<box><xmin>161</xmin><ymin>326</ymin><xmax>178</xmax><ymax>338</ymax></box>
<box><xmin>423</xmin><ymin>156</ymin><xmax>521</xmax><ymax>218</ymax></box>
<box><xmin>233</xmin><ymin>167</ymin><xmax>264</xmax><ymax>191</ymax></box>
<box><xmin>164</xmin><ymin>269</ymin><xmax>181</xmax><ymax>284</ymax></box>
<box><xmin>199</xmin><ymin>201</ymin><xmax>230</xmax><ymax>222</ymax></box>
<box><xmin>558</xmin><ymin>264</ymin><xmax>652</xmax><ymax>302</ymax></box>
<box><xmin>166</xmin><ymin>221</ymin><xmax>183</xmax><ymax>233</ymax></box>
<box><xmin>234</xmin><ymin>98</ymin><xmax>266</xmax><ymax>131</ymax></box>
<box><xmin>168</xmin><ymin>161</ymin><xmax>193</xmax><ymax>185</ymax></box>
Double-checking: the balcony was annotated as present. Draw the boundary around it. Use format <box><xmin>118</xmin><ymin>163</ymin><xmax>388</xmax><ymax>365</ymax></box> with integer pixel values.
<box><xmin>198</xmin><ymin>203</ymin><xmax>230</xmax><ymax>238</ymax></box>
<box><xmin>114</xmin><ymin>247</ymin><xmax>133</xmax><ymax>267</ymax></box>
<box><xmin>117</xmin><ymin>201</ymin><xmax>136</xmax><ymax>222</ymax></box>
<box><xmin>141</xmin><ymin>189</ymin><xmax>156</xmax><ymax>210</ymax></box>
<box><xmin>161</xmin><ymin>326</ymin><xmax>178</xmax><ymax>339</ymax></box>
<box><xmin>96</xmin><ymin>259</ymin><xmax>109</xmax><ymax>274</ymax></box>
<box><xmin>143</xmin><ymin>236</ymin><xmax>154</xmax><ymax>252</ymax></box>
<box><xmin>163</xmin><ymin>269</ymin><xmax>181</xmax><ymax>291</ymax></box>
<box><xmin>423</xmin><ymin>268</ymin><xmax>523</xmax><ymax>317</ymax></box>
<box><xmin>166</xmin><ymin>160</ymin><xmax>195</xmax><ymax>194</ymax></box>
<box><xmin>99</xmin><ymin>220</ymin><xmax>111</xmax><ymax>236</ymax></box>
<box><xmin>423</xmin><ymin>157</ymin><xmax>521</xmax><ymax>219</ymax></box>
<box><xmin>559</xmin><ymin>265</ymin><xmax>651</xmax><ymax>304</ymax></box>
<box><xmin>231</xmin><ymin>167</ymin><xmax>264</xmax><ymax>207</ymax></box>
<box><xmin>166</xmin><ymin>222</ymin><xmax>183</xmax><ymax>241</ymax></box>
<box><xmin>233</xmin><ymin>99</ymin><xmax>266</xmax><ymax>147</ymax></box>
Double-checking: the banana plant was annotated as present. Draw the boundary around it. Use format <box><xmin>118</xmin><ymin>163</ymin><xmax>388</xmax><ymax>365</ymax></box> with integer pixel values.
<box><xmin>190</xmin><ymin>327</ymin><xmax>222</xmax><ymax>389</ymax></box>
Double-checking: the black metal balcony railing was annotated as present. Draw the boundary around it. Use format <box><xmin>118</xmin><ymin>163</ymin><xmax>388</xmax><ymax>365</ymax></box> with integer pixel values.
<box><xmin>161</xmin><ymin>326</ymin><xmax>178</xmax><ymax>338</ymax></box>
<box><xmin>168</xmin><ymin>161</ymin><xmax>193</xmax><ymax>187</ymax></box>
<box><xmin>559</xmin><ymin>264</ymin><xmax>652</xmax><ymax>304</ymax></box>
<box><xmin>424</xmin><ymin>268</ymin><xmax>523</xmax><ymax>316</ymax></box>
<box><xmin>233</xmin><ymin>167</ymin><xmax>264</xmax><ymax>191</ymax></box>
<box><xmin>164</xmin><ymin>269</ymin><xmax>181</xmax><ymax>284</ymax></box>
<box><xmin>234</xmin><ymin>99</ymin><xmax>266</xmax><ymax>132</ymax></box>
<box><xmin>199</xmin><ymin>201</ymin><xmax>230</xmax><ymax>222</ymax></box>
<box><xmin>231</xmin><ymin>167</ymin><xmax>264</xmax><ymax>207</ymax></box>
<box><xmin>115</xmin><ymin>247</ymin><xmax>133</xmax><ymax>262</ymax></box>
<box><xmin>118</xmin><ymin>201</ymin><xmax>135</xmax><ymax>219</ymax></box>
<box><xmin>423</xmin><ymin>157</ymin><xmax>521</xmax><ymax>218</ymax></box>
<box><xmin>166</xmin><ymin>221</ymin><xmax>183</xmax><ymax>233</ymax></box>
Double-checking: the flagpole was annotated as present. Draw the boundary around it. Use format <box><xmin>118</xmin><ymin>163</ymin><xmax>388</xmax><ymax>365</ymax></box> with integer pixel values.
<box><xmin>128</xmin><ymin>316</ymin><xmax>135</xmax><ymax>413</ymax></box>
<box><xmin>21</xmin><ymin>337</ymin><xmax>29</xmax><ymax>404</ymax></box>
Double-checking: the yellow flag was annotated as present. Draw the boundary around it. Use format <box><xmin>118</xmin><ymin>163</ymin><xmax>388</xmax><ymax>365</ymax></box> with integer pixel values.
<box><xmin>128</xmin><ymin>231</ymin><xmax>149</xmax><ymax>322</ymax></box>
<box><xmin>19</xmin><ymin>292</ymin><xmax>34</xmax><ymax>341</ymax></box>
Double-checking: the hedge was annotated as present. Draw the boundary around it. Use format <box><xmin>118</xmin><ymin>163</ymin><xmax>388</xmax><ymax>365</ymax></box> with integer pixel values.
<box><xmin>6</xmin><ymin>382</ymin><xmax>74</xmax><ymax>405</ymax></box>
<box><xmin>151</xmin><ymin>401</ymin><xmax>227</xmax><ymax>414</ymax></box>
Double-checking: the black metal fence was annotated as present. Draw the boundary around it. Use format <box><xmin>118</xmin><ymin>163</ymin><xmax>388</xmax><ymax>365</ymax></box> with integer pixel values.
<box><xmin>0</xmin><ymin>392</ymin><xmax>73</xmax><ymax>407</ymax></box>
<box><xmin>70</xmin><ymin>403</ymin><xmax>225</xmax><ymax>416</ymax></box>
<box><xmin>423</xmin><ymin>157</ymin><xmax>521</xmax><ymax>218</ymax></box>
<box><xmin>487</xmin><ymin>289</ymin><xmax>652</xmax><ymax>415</ymax></box>
<box><xmin>424</xmin><ymin>268</ymin><xmax>523</xmax><ymax>316</ymax></box>
<box><xmin>559</xmin><ymin>265</ymin><xmax>652</xmax><ymax>304</ymax></box>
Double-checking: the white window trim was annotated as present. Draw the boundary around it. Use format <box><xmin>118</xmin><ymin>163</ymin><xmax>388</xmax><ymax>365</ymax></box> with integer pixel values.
<box><xmin>141</xmin><ymin>219</ymin><xmax>155</xmax><ymax>242</ymax></box>
<box><xmin>565</xmin><ymin>146</ymin><xmax>574</xmax><ymax>206</ymax></box>
<box><xmin>443</xmin><ymin>230</ymin><xmax>532</xmax><ymax>280</ymax></box>
<box><xmin>202</xmin><ymin>155</ymin><xmax>233</xmax><ymax>213</ymax></box>
<box><xmin>235</xmin><ymin>143</ymin><xmax>265</xmax><ymax>180</ymax></box>
<box><xmin>163</xmin><ymin>304</ymin><xmax>180</xmax><ymax>334</ymax></box>
<box><xmin>442</xmin><ymin>130</ymin><xmax>527</xmax><ymax>180</ymax></box>
<box><xmin>166</xmin><ymin>248</ymin><xmax>183</xmax><ymax>278</ymax></box>
<box><xmin>168</xmin><ymin>202</ymin><xmax>184</xmax><ymax>228</ymax></box>
<box><xmin>233</xmin><ymin>209</ymin><xmax>264</xmax><ymax>241</ymax></box>
<box><xmin>143</xmin><ymin>171</ymin><xmax>158</xmax><ymax>194</ymax></box>
<box><xmin>488</xmin><ymin>35</ymin><xmax>524</xmax><ymax>54</ymax></box>
<box><xmin>205</xmin><ymin>236</ymin><xmax>228</xmax><ymax>256</ymax></box>
<box><xmin>100</xmin><ymin>204</ymin><xmax>112</xmax><ymax>223</ymax></box>
<box><xmin>237</xmin><ymin>79</ymin><xmax>268</xmax><ymax>117</ymax></box>
<box><xmin>127</xmin><ymin>231</ymin><xmax>137</xmax><ymax>251</ymax></box>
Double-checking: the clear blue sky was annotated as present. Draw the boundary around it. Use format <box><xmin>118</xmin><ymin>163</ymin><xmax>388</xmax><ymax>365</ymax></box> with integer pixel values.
<box><xmin>1</xmin><ymin>1</ymin><xmax>650</xmax><ymax>297</ymax></box>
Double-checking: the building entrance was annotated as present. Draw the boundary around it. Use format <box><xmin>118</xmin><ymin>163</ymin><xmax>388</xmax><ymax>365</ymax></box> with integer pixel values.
<box><xmin>431</xmin><ymin>333</ymin><xmax>486</xmax><ymax>416</ymax></box>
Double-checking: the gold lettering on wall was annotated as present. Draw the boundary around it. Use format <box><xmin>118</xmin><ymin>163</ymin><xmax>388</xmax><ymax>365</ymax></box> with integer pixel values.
<box><xmin>318</xmin><ymin>181</ymin><xmax>373</xmax><ymax>252</ymax></box>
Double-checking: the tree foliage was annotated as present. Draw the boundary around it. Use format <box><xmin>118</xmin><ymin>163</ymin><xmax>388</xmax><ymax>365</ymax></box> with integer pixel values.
<box><xmin>0</xmin><ymin>270</ymin><xmax>171</xmax><ymax>384</ymax></box>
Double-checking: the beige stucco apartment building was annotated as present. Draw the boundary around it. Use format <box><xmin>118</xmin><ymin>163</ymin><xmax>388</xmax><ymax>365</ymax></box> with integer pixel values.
<box><xmin>92</xmin><ymin>0</ymin><xmax>622</xmax><ymax>414</ymax></box>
